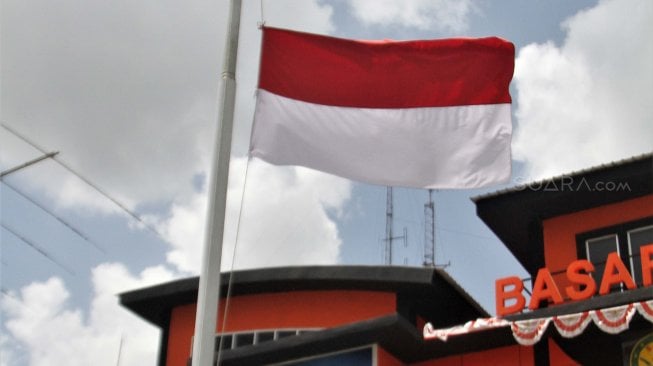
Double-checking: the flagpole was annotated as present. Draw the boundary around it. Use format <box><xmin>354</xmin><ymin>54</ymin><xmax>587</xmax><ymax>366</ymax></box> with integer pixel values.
<box><xmin>191</xmin><ymin>0</ymin><xmax>241</xmax><ymax>365</ymax></box>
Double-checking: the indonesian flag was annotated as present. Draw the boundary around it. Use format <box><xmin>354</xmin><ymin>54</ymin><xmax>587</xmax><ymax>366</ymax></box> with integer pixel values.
<box><xmin>250</xmin><ymin>27</ymin><xmax>515</xmax><ymax>189</ymax></box>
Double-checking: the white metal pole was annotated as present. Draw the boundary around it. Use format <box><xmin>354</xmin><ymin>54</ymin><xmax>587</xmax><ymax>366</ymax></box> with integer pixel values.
<box><xmin>191</xmin><ymin>0</ymin><xmax>241</xmax><ymax>365</ymax></box>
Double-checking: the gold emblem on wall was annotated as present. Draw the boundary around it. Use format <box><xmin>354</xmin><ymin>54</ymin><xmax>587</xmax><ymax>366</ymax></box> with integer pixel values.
<box><xmin>631</xmin><ymin>332</ymin><xmax>653</xmax><ymax>366</ymax></box>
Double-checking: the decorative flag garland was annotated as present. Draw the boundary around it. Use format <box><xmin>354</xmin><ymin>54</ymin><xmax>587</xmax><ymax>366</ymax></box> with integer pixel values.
<box><xmin>636</xmin><ymin>300</ymin><xmax>653</xmax><ymax>323</ymax></box>
<box><xmin>590</xmin><ymin>303</ymin><xmax>636</xmax><ymax>334</ymax></box>
<box><xmin>552</xmin><ymin>312</ymin><xmax>592</xmax><ymax>338</ymax></box>
<box><xmin>424</xmin><ymin>300</ymin><xmax>653</xmax><ymax>346</ymax></box>
<box><xmin>423</xmin><ymin>317</ymin><xmax>510</xmax><ymax>342</ymax></box>
<box><xmin>511</xmin><ymin>318</ymin><xmax>551</xmax><ymax>346</ymax></box>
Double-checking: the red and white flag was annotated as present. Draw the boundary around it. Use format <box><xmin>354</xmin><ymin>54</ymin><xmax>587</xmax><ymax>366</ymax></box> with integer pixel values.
<box><xmin>250</xmin><ymin>27</ymin><xmax>515</xmax><ymax>189</ymax></box>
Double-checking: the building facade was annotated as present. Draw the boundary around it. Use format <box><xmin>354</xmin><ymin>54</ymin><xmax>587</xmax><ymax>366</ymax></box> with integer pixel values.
<box><xmin>121</xmin><ymin>153</ymin><xmax>652</xmax><ymax>365</ymax></box>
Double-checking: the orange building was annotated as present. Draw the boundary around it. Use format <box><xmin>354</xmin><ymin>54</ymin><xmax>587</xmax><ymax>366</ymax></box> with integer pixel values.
<box><xmin>121</xmin><ymin>153</ymin><xmax>652</xmax><ymax>365</ymax></box>
<box><xmin>474</xmin><ymin>153</ymin><xmax>652</xmax><ymax>365</ymax></box>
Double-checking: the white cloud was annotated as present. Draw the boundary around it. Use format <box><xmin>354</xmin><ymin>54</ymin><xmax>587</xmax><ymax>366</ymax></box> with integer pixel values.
<box><xmin>1</xmin><ymin>0</ymin><xmax>225</xmax><ymax>208</ymax></box>
<box><xmin>1</xmin><ymin>264</ymin><xmax>175</xmax><ymax>366</ymax></box>
<box><xmin>2</xmin><ymin>1</ymin><xmax>345</xmax><ymax>362</ymax></box>
<box><xmin>347</xmin><ymin>0</ymin><xmax>472</xmax><ymax>32</ymax></box>
<box><xmin>513</xmin><ymin>0</ymin><xmax>653</xmax><ymax>179</ymax></box>
<box><xmin>1</xmin><ymin>0</ymin><xmax>338</xmax><ymax>215</ymax></box>
<box><xmin>155</xmin><ymin>190</ymin><xmax>207</xmax><ymax>273</ymax></box>
<box><xmin>147</xmin><ymin>1</ymin><xmax>346</xmax><ymax>273</ymax></box>
<box><xmin>221</xmin><ymin>160</ymin><xmax>351</xmax><ymax>270</ymax></box>
<box><xmin>155</xmin><ymin>157</ymin><xmax>351</xmax><ymax>273</ymax></box>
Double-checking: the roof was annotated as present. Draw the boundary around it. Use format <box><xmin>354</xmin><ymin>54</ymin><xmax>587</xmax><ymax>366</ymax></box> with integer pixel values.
<box><xmin>119</xmin><ymin>265</ymin><xmax>487</xmax><ymax>329</ymax></box>
<box><xmin>473</xmin><ymin>153</ymin><xmax>653</xmax><ymax>276</ymax></box>
<box><xmin>120</xmin><ymin>266</ymin><xmax>522</xmax><ymax>365</ymax></box>
<box><xmin>213</xmin><ymin>314</ymin><xmax>517</xmax><ymax>366</ymax></box>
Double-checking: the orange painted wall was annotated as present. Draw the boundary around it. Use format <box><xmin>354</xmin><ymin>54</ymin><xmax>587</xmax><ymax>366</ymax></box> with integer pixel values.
<box><xmin>167</xmin><ymin>303</ymin><xmax>196</xmax><ymax>366</ymax></box>
<box><xmin>216</xmin><ymin>290</ymin><xmax>395</xmax><ymax>331</ymax></box>
<box><xmin>411</xmin><ymin>345</ymin><xmax>534</xmax><ymax>366</ymax></box>
<box><xmin>378</xmin><ymin>346</ymin><xmax>404</xmax><ymax>366</ymax></box>
<box><xmin>542</xmin><ymin>194</ymin><xmax>653</xmax><ymax>291</ymax></box>
<box><xmin>165</xmin><ymin>290</ymin><xmax>396</xmax><ymax>366</ymax></box>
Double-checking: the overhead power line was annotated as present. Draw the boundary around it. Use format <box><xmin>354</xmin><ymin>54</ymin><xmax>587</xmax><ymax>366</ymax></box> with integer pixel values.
<box><xmin>1</xmin><ymin>180</ymin><xmax>106</xmax><ymax>254</ymax></box>
<box><xmin>1</xmin><ymin>122</ymin><xmax>164</xmax><ymax>239</ymax></box>
<box><xmin>1</xmin><ymin>222</ymin><xmax>76</xmax><ymax>276</ymax></box>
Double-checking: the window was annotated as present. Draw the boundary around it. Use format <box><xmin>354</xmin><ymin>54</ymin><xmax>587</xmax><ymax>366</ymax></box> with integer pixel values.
<box><xmin>276</xmin><ymin>331</ymin><xmax>296</xmax><ymax>339</ymax></box>
<box><xmin>576</xmin><ymin>217</ymin><xmax>653</xmax><ymax>290</ymax></box>
<box><xmin>585</xmin><ymin>234</ymin><xmax>619</xmax><ymax>290</ymax></box>
<box><xmin>215</xmin><ymin>334</ymin><xmax>233</xmax><ymax>350</ymax></box>
<box><xmin>255</xmin><ymin>331</ymin><xmax>275</xmax><ymax>344</ymax></box>
<box><xmin>628</xmin><ymin>225</ymin><xmax>653</xmax><ymax>284</ymax></box>
<box><xmin>234</xmin><ymin>333</ymin><xmax>254</xmax><ymax>347</ymax></box>
<box><xmin>212</xmin><ymin>328</ymin><xmax>320</xmax><ymax>351</ymax></box>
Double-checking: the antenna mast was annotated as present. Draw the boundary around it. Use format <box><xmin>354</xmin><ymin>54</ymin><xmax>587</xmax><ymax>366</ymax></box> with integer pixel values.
<box><xmin>384</xmin><ymin>187</ymin><xmax>407</xmax><ymax>265</ymax></box>
<box><xmin>385</xmin><ymin>187</ymin><xmax>393</xmax><ymax>265</ymax></box>
<box><xmin>423</xmin><ymin>189</ymin><xmax>435</xmax><ymax>266</ymax></box>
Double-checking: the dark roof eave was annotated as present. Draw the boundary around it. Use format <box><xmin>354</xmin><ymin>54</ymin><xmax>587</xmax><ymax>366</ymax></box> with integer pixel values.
<box><xmin>119</xmin><ymin>265</ymin><xmax>479</xmax><ymax>327</ymax></box>
<box><xmin>214</xmin><ymin>314</ymin><xmax>516</xmax><ymax>366</ymax></box>
<box><xmin>434</xmin><ymin>267</ymin><xmax>488</xmax><ymax>317</ymax></box>
<box><xmin>216</xmin><ymin>315</ymin><xmax>414</xmax><ymax>366</ymax></box>
<box><xmin>472</xmin><ymin>153</ymin><xmax>653</xmax><ymax>275</ymax></box>
<box><xmin>472</xmin><ymin>152</ymin><xmax>653</xmax><ymax>202</ymax></box>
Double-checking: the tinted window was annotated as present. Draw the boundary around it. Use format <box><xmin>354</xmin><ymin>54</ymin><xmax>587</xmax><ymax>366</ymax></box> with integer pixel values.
<box><xmin>216</xmin><ymin>334</ymin><xmax>233</xmax><ymax>350</ymax></box>
<box><xmin>628</xmin><ymin>225</ymin><xmax>653</xmax><ymax>285</ymax></box>
<box><xmin>234</xmin><ymin>333</ymin><xmax>254</xmax><ymax>347</ymax></box>
<box><xmin>586</xmin><ymin>234</ymin><xmax>619</xmax><ymax>290</ymax></box>
<box><xmin>277</xmin><ymin>330</ymin><xmax>296</xmax><ymax>339</ymax></box>
<box><xmin>256</xmin><ymin>331</ymin><xmax>275</xmax><ymax>344</ymax></box>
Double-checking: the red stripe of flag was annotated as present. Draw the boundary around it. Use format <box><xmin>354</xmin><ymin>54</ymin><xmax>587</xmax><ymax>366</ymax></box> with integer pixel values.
<box><xmin>258</xmin><ymin>27</ymin><xmax>515</xmax><ymax>109</ymax></box>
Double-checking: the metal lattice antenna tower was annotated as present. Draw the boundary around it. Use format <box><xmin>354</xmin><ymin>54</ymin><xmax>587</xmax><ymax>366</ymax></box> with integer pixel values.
<box><xmin>384</xmin><ymin>187</ymin><xmax>407</xmax><ymax>265</ymax></box>
<box><xmin>423</xmin><ymin>189</ymin><xmax>435</xmax><ymax>267</ymax></box>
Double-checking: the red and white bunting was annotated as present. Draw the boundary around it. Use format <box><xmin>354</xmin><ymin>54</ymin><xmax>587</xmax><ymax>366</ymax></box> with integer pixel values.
<box><xmin>636</xmin><ymin>301</ymin><xmax>653</xmax><ymax>323</ymax></box>
<box><xmin>424</xmin><ymin>300</ymin><xmax>653</xmax><ymax>346</ymax></box>
<box><xmin>422</xmin><ymin>317</ymin><xmax>510</xmax><ymax>341</ymax></box>
<box><xmin>552</xmin><ymin>312</ymin><xmax>591</xmax><ymax>338</ymax></box>
<box><xmin>511</xmin><ymin>318</ymin><xmax>551</xmax><ymax>346</ymax></box>
<box><xmin>590</xmin><ymin>303</ymin><xmax>636</xmax><ymax>334</ymax></box>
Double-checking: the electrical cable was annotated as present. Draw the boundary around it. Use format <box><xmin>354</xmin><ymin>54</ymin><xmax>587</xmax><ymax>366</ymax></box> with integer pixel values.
<box><xmin>215</xmin><ymin>155</ymin><xmax>252</xmax><ymax>364</ymax></box>
<box><xmin>1</xmin><ymin>122</ymin><xmax>165</xmax><ymax>240</ymax></box>
<box><xmin>1</xmin><ymin>180</ymin><xmax>106</xmax><ymax>254</ymax></box>
<box><xmin>1</xmin><ymin>222</ymin><xmax>76</xmax><ymax>276</ymax></box>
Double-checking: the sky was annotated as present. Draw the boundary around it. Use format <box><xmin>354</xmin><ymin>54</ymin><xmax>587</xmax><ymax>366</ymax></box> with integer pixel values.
<box><xmin>1</xmin><ymin>0</ymin><xmax>652</xmax><ymax>364</ymax></box>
